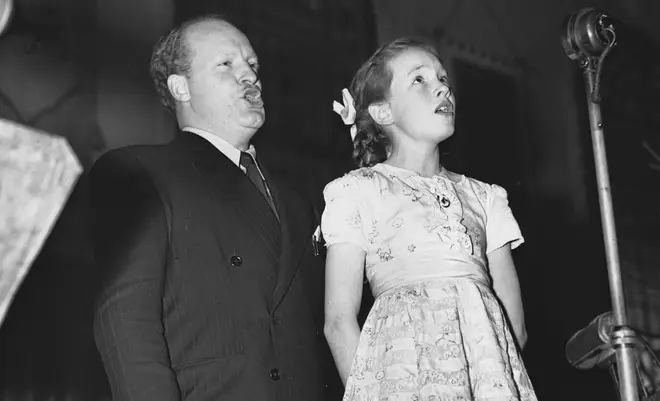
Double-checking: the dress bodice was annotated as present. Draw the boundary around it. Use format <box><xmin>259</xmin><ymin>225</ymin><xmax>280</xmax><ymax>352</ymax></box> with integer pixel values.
<box><xmin>321</xmin><ymin>163</ymin><xmax>524</xmax><ymax>298</ymax></box>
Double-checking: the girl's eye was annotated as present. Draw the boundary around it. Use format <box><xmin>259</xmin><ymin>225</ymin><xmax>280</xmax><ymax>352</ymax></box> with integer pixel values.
<box><xmin>219</xmin><ymin>61</ymin><xmax>231</xmax><ymax>67</ymax></box>
<box><xmin>413</xmin><ymin>76</ymin><xmax>424</xmax><ymax>84</ymax></box>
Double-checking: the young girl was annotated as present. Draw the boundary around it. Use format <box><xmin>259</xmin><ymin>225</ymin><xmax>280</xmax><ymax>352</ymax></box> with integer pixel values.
<box><xmin>322</xmin><ymin>37</ymin><xmax>537</xmax><ymax>400</ymax></box>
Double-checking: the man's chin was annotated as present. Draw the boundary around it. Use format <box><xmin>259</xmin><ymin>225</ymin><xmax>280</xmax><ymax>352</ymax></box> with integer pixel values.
<box><xmin>240</xmin><ymin>110</ymin><xmax>265</xmax><ymax>130</ymax></box>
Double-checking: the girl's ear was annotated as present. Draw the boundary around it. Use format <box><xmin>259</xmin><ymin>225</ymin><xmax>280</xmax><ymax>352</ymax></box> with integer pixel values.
<box><xmin>368</xmin><ymin>102</ymin><xmax>393</xmax><ymax>126</ymax></box>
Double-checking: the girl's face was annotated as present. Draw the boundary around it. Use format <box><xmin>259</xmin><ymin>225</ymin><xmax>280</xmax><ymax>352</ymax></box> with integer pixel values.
<box><xmin>384</xmin><ymin>47</ymin><xmax>455</xmax><ymax>146</ymax></box>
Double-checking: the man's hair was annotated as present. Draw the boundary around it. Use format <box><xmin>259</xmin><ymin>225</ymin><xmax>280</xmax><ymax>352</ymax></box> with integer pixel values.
<box><xmin>149</xmin><ymin>14</ymin><xmax>228</xmax><ymax>113</ymax></box>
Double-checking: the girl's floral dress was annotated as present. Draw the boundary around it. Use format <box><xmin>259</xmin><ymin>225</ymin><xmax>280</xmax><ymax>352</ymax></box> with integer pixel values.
<box><xmin>321</xmin><ymin>163</ymin><xmax>537</xmax><ymax>401</ymax></box>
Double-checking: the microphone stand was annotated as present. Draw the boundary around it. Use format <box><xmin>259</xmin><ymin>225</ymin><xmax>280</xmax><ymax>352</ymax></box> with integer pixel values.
<box><xmin>566</xmin><ymin>11</ymin><xmax>640</xmax><ymax>401</ymax></box>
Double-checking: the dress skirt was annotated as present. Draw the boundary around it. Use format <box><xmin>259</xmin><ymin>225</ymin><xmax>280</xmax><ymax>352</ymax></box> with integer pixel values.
<box><xmin>343</xmin><ymin>279</ymin><xmax>537</xmax><ymax>401</ymax></box>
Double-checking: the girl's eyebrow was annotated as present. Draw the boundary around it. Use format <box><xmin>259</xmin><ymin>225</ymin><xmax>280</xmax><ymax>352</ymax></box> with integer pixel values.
<box><xmin>407</xmin><ymin>65</ymin><xmax>425</xmax><ymax>76</ymax></box>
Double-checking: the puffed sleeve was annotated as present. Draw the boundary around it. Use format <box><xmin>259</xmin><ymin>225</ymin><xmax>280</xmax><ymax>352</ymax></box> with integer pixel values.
<box><xmin>321</xmin><ymin>174</ymin><xmax>371</xmax><ymax>251</ymax></box>
<box><xmin>485</xmin><ymin>184</ymin><xmax>525</xmax><ymax>254</ymax></box>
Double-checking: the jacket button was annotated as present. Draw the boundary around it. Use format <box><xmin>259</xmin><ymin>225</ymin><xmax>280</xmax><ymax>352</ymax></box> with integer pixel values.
<box><xmin>230</xmin><ymin>255</ymin><xmax>242</xmax><ymax>267</ymax></box>
<box><xmin>269</xmin><ymin>368</ymin><xmax>280</xmax><ymax>381</ymax></box>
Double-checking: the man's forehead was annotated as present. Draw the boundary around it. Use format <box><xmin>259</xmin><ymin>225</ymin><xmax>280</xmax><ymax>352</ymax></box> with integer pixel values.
<box><xmin>187</xmin><ymin>21</ymin><xmax>248</xmax><ymax>45</ymax></box>
<box><xmin>187</xmin><ymin>18</ymin><xmax>230</xmax><ymax>34</ymax></box>
<box><xmin>186</xmin><ymin>21</ymin><xmax>255</xmax><ymax>57</ymax></box>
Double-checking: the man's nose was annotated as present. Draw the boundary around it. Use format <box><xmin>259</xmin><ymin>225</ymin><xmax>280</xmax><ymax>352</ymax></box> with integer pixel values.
<box><xmin>239</xmin><ymin>64</ymin><xmax>258</xmax><ymax>84</ymax></box>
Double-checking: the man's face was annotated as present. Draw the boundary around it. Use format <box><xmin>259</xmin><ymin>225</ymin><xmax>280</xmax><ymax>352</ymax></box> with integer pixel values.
<box><xmin>175</xmin><ymin>20</ymin><xmax>264</xmax><ymax>139</ymax></box>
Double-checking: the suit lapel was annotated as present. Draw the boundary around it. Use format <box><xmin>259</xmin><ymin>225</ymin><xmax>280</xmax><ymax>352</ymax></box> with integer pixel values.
<box><xmin>261</xmin><ymin>167</ymin><xmax>316</xmax><ymax>309</ymax></box>
<box><xmin>181</xmin><ymin>133</ymin><xmax>282</xmax><ymax>262</ymax></box>
<box><xmin>179</xmin><ymin>131</ymin><xmax>316</xmax><ymax>308</ymax></box>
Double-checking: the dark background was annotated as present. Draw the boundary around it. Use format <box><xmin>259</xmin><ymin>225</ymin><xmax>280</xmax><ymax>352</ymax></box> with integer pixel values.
<box><xmin>0</xmin><ymin>0</ymin><xmax>659</xmax><ymax>400</ymax></box>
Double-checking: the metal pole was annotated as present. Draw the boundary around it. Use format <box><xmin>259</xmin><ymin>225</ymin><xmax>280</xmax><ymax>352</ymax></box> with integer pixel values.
<box><xmin>581</xmin><ymin>58</ymin><xmax>640</xmax><ymax>401</ymax></box>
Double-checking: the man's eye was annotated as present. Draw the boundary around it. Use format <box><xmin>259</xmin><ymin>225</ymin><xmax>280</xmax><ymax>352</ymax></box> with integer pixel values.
<box><xmin>250</xmin><ymin>63</ymin><xmax>260</xmax><ymax>71</ymax></box>
<box><xmin>219</xmin><ymin>61</ymin><xmax>231</xmax><ymax>67</ymax></box>
<box><xmin>413</xmin><ymin>76</ymin><xmax>424</xmax><ymax>84</ymax></box>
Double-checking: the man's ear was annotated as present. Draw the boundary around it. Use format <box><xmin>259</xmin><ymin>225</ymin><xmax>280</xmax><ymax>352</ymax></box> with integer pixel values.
<box><xmin>167</xmin><ymin>74</ymin><xmax>190</xmax><ymax>102</ymax></box>
<box><xmin>368</xmin><ymin>102</ymin><xmax>393</xmax><ymax>126</ymax></box>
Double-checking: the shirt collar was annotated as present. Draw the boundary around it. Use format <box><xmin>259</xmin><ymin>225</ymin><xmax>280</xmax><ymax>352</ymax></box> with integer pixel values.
<box><xmin>182</xmin><ymin>126</ymin><xmax>256</xmax><ymax>168</ymax></box>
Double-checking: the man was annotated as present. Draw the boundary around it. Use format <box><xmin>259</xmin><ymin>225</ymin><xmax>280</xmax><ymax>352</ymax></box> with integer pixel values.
<box><xmin>89</xmin><ymin>15</ymin><xmax>332</xmax><ymax>400</ymax></box>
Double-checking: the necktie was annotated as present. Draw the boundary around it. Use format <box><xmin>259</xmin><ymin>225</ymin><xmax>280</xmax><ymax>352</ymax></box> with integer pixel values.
<box><xmin>239</xmin><ymin>151</ymin><xmax>279</xmax><ymax>220</ymax></box>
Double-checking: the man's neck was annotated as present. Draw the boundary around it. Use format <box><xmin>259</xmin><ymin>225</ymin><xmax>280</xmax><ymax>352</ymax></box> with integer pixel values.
<box><xmin>176</xmin><ymin>113</ymin><xmax>255</xmax><ymax>151</ymax></box>
<box><xmin>182</xmin><ymin>126</ymin><xmax>258</xmax><ymax>168</ymax></box>
<box><xmin>183</xmin><ymin>126</ymin><xmax>249</xmax><ymax>149</ymax></box>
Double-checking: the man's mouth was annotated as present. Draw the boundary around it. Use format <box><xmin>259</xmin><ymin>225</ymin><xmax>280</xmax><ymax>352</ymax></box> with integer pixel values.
<box><xmin>435</xmin><ymin>102</ymin><xmax>454</xmax><ymax>114</ymax></box>
<box><xmin>243</xmin><ymin>87</ymin><xmax>263</xmax><ymax>106</ymax></box>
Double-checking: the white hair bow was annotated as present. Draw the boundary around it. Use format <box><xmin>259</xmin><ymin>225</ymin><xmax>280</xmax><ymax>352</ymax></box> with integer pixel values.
<box><xmin>332</xmin><ymin>88</ymin><xmax>358</xmax><ymax>140</ymax></box>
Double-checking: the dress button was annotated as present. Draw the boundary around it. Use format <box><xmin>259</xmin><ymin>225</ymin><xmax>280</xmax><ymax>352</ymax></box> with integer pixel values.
<box><xmin>230</xmin><ymin>255</ymin><xmax>242</xmax><ymax>267</ymax></box>
<box><xmin>269</xmin><ymin>368</ymin><xmax>280</xmax><ymax>381</ymax></box>
<box><xmin>437</xmin><ymin>195</ymin><xmax>451</xmax><ymax>208</ymax></box>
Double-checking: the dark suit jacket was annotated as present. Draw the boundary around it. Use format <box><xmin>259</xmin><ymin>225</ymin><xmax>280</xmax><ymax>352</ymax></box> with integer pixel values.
<box><xmin>89</xmin><ymin>131</ymin><xmax>333</xmax><ymax>401</ymax></box>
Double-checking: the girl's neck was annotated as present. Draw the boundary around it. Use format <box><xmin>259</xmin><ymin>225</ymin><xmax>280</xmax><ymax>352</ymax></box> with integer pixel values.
<box><xmin>385</xmin><ymin>148</ymin><xmax>442</xmax><ymax>178</ymax></box>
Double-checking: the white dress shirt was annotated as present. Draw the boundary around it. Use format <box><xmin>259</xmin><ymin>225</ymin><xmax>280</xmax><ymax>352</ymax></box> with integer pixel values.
<box><xmin>182</xmin><ymin>127</ymin><xmax>277</xmax><ymax>212</ymax></box>
<box><xmin>182</xmin><ymin>127</ymin><xmax>262</xmax><ymax>176</ymax></box>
